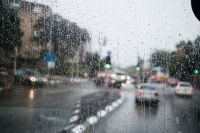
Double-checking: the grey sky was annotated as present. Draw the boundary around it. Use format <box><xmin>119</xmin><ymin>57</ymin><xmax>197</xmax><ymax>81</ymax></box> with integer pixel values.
<box><xmin>29</xmin><ymin>0</ymin><xmax>200</xmax><ymax>67</ymax></box>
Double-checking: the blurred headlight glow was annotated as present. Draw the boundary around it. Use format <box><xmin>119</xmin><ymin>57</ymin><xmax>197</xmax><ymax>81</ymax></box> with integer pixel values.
<box><xmin>30</xmin><ymin>76</ymin><xmax>36</xmax><ymax>82</ymax></box>
<box><xmin>127</xmin><ymin>76</ymin><xmax>131</xmax><ymax>80</ymax></box>
<box><xmin>120</xmin><ymin>76</ymin><xmax>126</xmax><ymax>80</ymax></box>
<box><xmin>102</xmin><ymin>73</ymin><xmax>106</xmax><ymax>77</ymax></box>
<box><xmin>111</xmin><ymin>74</ymin><xmax>116</xmax><ymax>78</ymax></box>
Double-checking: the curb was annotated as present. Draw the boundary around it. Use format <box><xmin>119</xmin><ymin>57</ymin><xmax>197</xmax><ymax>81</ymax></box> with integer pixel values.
<box><xmin>61</xmin><ymin>97</ymin><xmax>125</xmax><ymax>133</ymax></box>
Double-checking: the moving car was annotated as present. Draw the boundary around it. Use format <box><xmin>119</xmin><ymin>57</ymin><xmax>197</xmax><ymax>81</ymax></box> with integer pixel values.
<box><xmin>107</xmin><ymin>72</ymin><xmax>127</xmax><ymax>88</ymax></box>
<box><xmin>175</xmin><ymin>82</ymin><xmax>193</xmax><ymax>96</ymax></box>
<box><xmin>135</xmin><ymin>84</ymin><xmax>159</xmax><ymax>103</ymax></box>
<box><xmin>94</xmin><ymin>71</ymin><xmax>106</xmax><ymax>86</ymax></box>
<box><xmin>14</xmin><ymin>68</ymin><xmax>48</xmax><ymax>85</ymax></box>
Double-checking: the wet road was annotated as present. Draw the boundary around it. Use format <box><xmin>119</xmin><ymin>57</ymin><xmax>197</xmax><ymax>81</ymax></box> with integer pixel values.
<box><xmin>92</xmin><ymin>83</ymin><xmax>200</xmax><ymax>133</ymax></box>
<box><xmin>0</xmin><ymin>81</ymin><xmax>200</xmax><ymax>133</ymax></box>
<box><xmin>0</xmin><ymin>79</ymin><xmax>106</xmax><ymax>133</ymax></box>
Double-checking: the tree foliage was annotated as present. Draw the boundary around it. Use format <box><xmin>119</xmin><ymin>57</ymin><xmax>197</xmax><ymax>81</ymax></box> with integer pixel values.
<box><xmin>84</xmin><ymin>52</ymin><xmax>105</xmax><ymax>77</ymax></box>
<box><xmin>33</xmin><ymin>15</ymin><xmax>91</xmax><ymax>58</ymax></box>
<box><xmin>0</xmin><ymin>0</ymin><xmax>23</xmax><ymax>55</ymax></box>
<box><xmin>150</xmin><ymin>36</ymin><xmax>200</xmax><ymax>81</ymax></box>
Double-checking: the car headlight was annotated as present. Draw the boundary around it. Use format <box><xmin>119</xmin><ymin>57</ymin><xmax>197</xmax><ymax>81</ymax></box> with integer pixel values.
<box><xmin>43</xmin><ymin>78</ymin><xmax>48</xmax><ymax>82</ymax></box>
<box><xmin>120</xmin><ymin>75</ymin><xmax>126</xmax><ymax>80</ymax></box>
<box><xmin>127</xmin><ymin>76</ymin><xmax>131</xmax><ymax>80</ymax></box>
<box><xmin>30</xmin><ymin>76</ymin><xmax>36</xmax><ymax>82</ymax></box>
<box><xmin>111</xmin><ymin>74</ymin><xmax>116</xmax><ymax>78</ymax></box>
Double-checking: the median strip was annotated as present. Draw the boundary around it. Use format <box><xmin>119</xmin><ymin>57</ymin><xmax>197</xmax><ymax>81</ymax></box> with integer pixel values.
<box><xmin>61</xmin><ymin>90</ymin><xmax>125</xmax><ymax>133</ymax></box>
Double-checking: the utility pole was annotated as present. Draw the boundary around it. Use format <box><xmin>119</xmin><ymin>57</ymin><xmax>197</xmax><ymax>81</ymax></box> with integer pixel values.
<box><xmin>14</xmin><ymin>46</ymin><xmax>18</xmax><ymax>74</ymax></box>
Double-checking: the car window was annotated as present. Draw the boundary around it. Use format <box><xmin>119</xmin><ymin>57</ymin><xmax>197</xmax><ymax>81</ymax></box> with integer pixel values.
<box><xmin>180</xmin><ymin>83</ymin><xmax>192</xmax><ymax>87</ymax></box>
<box><xmin>1</xmin><ymin>0</ymin><xmax>200</xmax><ymax>133</ymax></box>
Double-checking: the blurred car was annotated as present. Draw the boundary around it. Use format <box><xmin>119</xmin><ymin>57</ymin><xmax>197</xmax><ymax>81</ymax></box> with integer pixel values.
<box><xmin>135</xmin><ymin>84</ymin><xmax>159</xmax><ymax>103</ymax></box>
<box><xmin>167</xmin><ymin>77</ymin><xmax>179</xmax><ymax>86</ymax></box>
<box><xmin>94</xmin><ymin>71</ymin><xmax>106</xmax><ymax>85</ymax></box>
<box><xmin>14</xmin><ymin>68</ymin><xmax>48</xmax><ymax>85</ymax></box>
<box><xmin>0</xmin><ymin>67</ymin><xmax>11</xmax><ymax>91</ymax></box>
<box><xmin>107</xmin><ymin>72</ymin><xmax>127</xmax><ymax>88</ymax></box>
<box><xmin>175</xmin><ymin>82</ymin><xmax>193</xmax><ymax>96</ymax></box>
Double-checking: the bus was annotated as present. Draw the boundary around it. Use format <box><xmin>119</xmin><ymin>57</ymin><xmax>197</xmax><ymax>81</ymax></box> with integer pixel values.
<box><xmin>149</xmin><ymin>67</ymin><xmax>169</xmax><ymax>82</ymax></box>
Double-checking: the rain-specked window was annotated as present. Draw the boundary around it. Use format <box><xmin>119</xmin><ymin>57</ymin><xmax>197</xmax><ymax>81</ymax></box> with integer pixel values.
<box><xmin>0</xmin><ymin>0</ymin><xmax>200</xmax><ymax>133</ymax></box>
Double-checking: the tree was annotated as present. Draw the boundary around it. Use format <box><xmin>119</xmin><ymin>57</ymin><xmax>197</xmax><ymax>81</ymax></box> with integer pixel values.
<box><xmin>150</xmin><ymin>50</ymin><xmax>170</xmax><ymax>68</ymax></box>
<box><xmin>150</xmin><ymin>36</ymin><xmax>200</xmax><ymax>82</ymax></box>
<box><xmin>0</xmin><ymin>0</ymin><xmax>23</xmax><ymax>58</ymax></box>
<box><xmin>84</xmin><ymin>52</ymin><xmax>105</xmax><ymax>77</ymax></box>
<box><xmin>33</xmin><ymin>15</ymin><xmax>91</xmax><ymax>59</ymax></box>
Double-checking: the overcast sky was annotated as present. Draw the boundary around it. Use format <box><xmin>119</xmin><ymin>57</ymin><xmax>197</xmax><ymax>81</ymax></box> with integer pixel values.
<box><xmin>29</xmin><ymin>0</ymin><xmax>200</xmax><ymax>67</ymax></box>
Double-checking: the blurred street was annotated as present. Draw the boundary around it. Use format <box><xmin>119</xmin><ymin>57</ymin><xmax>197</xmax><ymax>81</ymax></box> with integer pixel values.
<box><xmin>0</xmin><ymin>79</ymin><xmax>103</xmax><ymax>133</ymax></box>
<box><xmin>0</xmin><ymin>80</ymin><xmax>199</xmax><ymax>133</ymax></box>
<box><xmin>93</xmin><ymin>83</ymin><xmax>200</xmax><ymax>133</ymax></box>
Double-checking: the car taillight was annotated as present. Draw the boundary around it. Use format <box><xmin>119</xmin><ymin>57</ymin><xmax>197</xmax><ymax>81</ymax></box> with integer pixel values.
<box><xmin>97</xmin><ymin>73</ymin><xmax>101</xmax><ymax>77</ymax></box>
<box><xmin>190</xmin><ymin>88</ymin><xmax>193</xmax><ymax>93</ymax></box>
<box><xmin>136</xmin><ymin>90</ymin><xmax>143</xmax><ymax>96</ymax></box>
<box><xmin>154</xmin><ymin>93</ymin><xmax>159</xmax><ymax>97</ymax></box>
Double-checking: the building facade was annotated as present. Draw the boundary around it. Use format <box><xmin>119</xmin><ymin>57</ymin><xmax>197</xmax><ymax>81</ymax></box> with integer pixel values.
<box><xmin>11</xmin><ymin>0</ymin><xmax>52</xmax><ymax>59</ymax></box>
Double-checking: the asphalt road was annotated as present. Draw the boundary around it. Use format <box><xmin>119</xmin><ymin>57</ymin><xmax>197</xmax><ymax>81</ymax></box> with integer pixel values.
<box><xmin>0</xmin><ymin>79</ymin><xmax>106</xmax><ymax>133</ymax></box>
<box><xmin>0</xmin><ymin>81</ymin><xmax>200</xmax><ymax>133</ymax></box>
<box><xmin>92</xmin><ymin>83</ymin><xmax>200</xmax><ymax>133</ymax></box>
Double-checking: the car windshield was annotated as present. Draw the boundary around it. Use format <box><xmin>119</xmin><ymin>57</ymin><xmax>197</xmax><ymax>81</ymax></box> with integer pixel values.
<box><xmin>1</xmin><ymin>0</ymin><xmax>200</xmax><ymax>133</ymax></box>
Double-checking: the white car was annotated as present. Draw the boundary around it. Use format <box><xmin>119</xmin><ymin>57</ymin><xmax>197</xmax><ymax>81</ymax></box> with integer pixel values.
<box><xmin>175</xmin><ymin>82</ymin><xmax>193</xmax><ymax>96</ymax></box>
<box><xmin>135</xmin><ymin>84</ymin><xmax>159</xmax><ymax>103</ymax></box>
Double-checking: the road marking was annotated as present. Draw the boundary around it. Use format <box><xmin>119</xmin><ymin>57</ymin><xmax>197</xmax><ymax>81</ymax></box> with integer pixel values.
<box><xmin>73</xmin><ymin>109</ymin><xmax>80</xmax><ymax>114</ymax></box>
<box><xmin>105</xmin><ymin>105</ymin><xmax>113</xmax><ymax>112</ymax></box>
<box><xmin>71</xmin><ymin>124</ymin><xmax>86</xmax><ymax>133</ymax></box>
<box><xmin>86</xmin><ymin>116</ymin><xmax>98</xmax><ymax>125</ymax></box>
<box><xmin>67</xmin><ymin>97</ymin><xmax>124</xmax><ymax>133</ymax></box>
<box><xmin>64</xmin><ymin>124</ymin><xmax>74</xmax><ymax>130</ymax></box>
<box><xmin>97</xmin><ymin>110</ymin><xmax>107</xmax><ymax>118</ymax></box>
<box><xmin>112</xmin><ymin>101</ymin><xmax>119</xmax><ymax>108</ymax></box>
<box><xmin>70</xmin><ymin>115</ymin><xmax>79</xmax><ymax>123</ymax></box>
<box><xmin>116</xmin><ymin>99</ymin><xmax>123</xmax><ymax>105</ymax></box>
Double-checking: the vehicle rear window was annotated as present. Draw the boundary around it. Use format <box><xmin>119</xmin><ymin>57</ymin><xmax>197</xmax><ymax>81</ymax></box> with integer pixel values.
<box><xmin>141</xmin><ymin>85</ymin><xmax>156</xmax><ymax>90</ymax></box>
<box><xmin>180</xmin><ymin>83</ymin><xmax>192</xmax><ymax>87</ymax></box>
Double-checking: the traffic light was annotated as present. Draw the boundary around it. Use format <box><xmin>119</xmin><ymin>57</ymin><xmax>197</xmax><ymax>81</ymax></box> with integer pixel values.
<box><xmin>194</xmin><ymin>69</ymin><xmax>199</xmax><ymax>75</ymax></box>
<box><xmin>104</xmin><ymin>56</ymin><xmax>111</xmax><ymax>69</ymax></box>
<box><xmin>104</xmin><ymin>64</ymin><xmax>111</xmax><ymax>69</ymax></box>
<box><xmin>135</xmin><ymin>66</ymin><xmax>141</xmax><ymax>72</ymax></box>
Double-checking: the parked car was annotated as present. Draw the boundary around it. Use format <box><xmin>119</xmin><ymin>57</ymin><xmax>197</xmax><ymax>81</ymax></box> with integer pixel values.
<box><xmin>14</xmin><ymin>68</ymin><xmax>48</xmax><ymax>85</ymax></box>
<box><xmin>0</xmin><ymin>67</ymin><xmax>11</xmax><ymax>91</ymax></box>
<box><xmin>135</xmin><ymin>84</ymin><xmax>159</xmax><ymax>103</ymax></box>
<box><xmin>175</xmin><ymin>82</ymin><xmax>193</xmax><ymax>96</ymax></box>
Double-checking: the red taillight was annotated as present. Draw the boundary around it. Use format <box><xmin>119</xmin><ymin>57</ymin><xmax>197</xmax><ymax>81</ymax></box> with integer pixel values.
<box><xmin>190</xmin><ymin>88</ymin><xmax>193</xmax><ymax>93</ymax></box>
<box><xmin>136</xmin><ymin>90</ymin><xmax>143</xmax><ymax>96</ymax></box>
